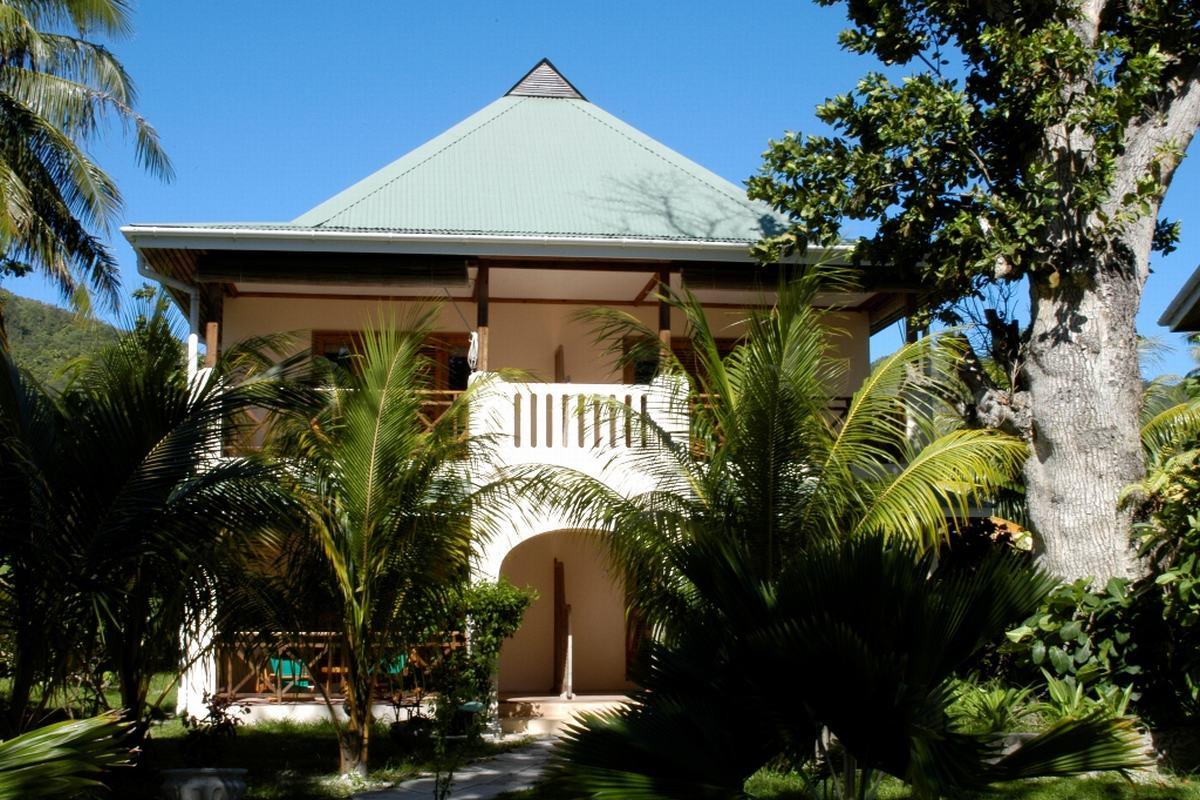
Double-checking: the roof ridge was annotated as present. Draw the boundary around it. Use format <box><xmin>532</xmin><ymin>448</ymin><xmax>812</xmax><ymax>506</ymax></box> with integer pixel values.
<box><xmin>312</xmin><ymin>97</ymin><xmax>528</xmax><ymax>227</ymax></box>
<box><xmin>566</xmin><ymin>100</ymin><xmax>767</xmax><ymax>220</ymax></box>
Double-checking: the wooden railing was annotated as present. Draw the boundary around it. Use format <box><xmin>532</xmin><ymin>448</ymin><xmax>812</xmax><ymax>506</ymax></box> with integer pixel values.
<box><xmin>216</xmin><ymin>631</ymin><xmax>463</xmax><ymax>701</ymax></box>
<box><xmin>417</xmin><ymin>389</ymin><xmax>467</xmax><ymax>436</ymax></box>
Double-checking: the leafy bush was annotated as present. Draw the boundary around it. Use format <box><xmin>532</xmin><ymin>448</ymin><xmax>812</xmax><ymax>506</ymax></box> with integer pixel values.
<box><xmin>948</xmin><ymin>681</ymin><xmax>1040</xmax><ymax>735</ymax></box>
<box><xmin>1132</xmin><ymin>448</ymin><xmax>1200</xmax><ymax>724</ymax></box>
<box><xmin>1004</xmin><ymin>578</ymin><xmax>1140</xmax><ymax>693</ymax></box>
<box><xmin>425</xmin><ymin>579</ymin><xmax>535</xmax><ymax>731</ymax></box>
<box><xmin>180</xmin><ymin>691</ymin><xmax>250</xmax><ymax>767</ymax></box>
<box><xmin>547</xmin><ymin>536</ymin><xmax>1149</xmax><ymax>800</ymax></box>
<box><xmin>1038</xmin><ymin>671</ymin><xmax>1134</xmax><ymax>724</ymax></box>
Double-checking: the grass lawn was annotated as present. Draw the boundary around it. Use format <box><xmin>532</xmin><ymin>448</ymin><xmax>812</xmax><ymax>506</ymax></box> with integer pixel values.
<box><xmin>496</xmin><ymin>770</ymin><xmax>1200</xmax><ymax>799</ymax></box>
<box><xmin>111</xmin><ymin>718</ymin><xmax>527</xmax><ymax>800</ymax></box>
<box><xmin>0</xmin><ymin>670</ymin><xmax>179</xmax><ymax>720</ymax></box>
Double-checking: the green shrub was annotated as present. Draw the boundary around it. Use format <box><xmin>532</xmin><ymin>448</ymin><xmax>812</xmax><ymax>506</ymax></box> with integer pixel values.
<box><xmin>1132</xmin><ymin>448</ymin><xmax>1200</xmax><ymax>725</ymax></box>
<box><xmin>1004</xmin><ymin>577</ymin><xmax>1140</xmax><ymax>688</ymax></box>
<box><xmin>947</xmin><ymin>680</ymin><xmax>1040</xmax><ymax>734</ymax></box>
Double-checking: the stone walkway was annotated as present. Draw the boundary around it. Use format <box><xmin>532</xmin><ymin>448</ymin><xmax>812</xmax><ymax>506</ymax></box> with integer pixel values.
<box><xmin>355</xmin><ymin>737</ymin><xmax>556</xmax><ymax>799</ymax></box>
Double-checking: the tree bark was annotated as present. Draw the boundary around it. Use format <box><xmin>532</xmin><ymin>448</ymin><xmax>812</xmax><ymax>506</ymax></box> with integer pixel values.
<box><xmin>1022</xmin><ymin>265</ymin><xmax>1146</xmax><ymax>584</ymax></box>
<box><xmin>339</xmin><ymin>728</ymin><xmax>369</xmax><ymax>779</ymax></box>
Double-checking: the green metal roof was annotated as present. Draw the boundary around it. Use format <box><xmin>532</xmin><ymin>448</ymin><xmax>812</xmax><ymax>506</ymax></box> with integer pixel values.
<box><xmin>286</xmin><ymin>60</ymin><xmax>787</xmax><ymax>244</ymax></box>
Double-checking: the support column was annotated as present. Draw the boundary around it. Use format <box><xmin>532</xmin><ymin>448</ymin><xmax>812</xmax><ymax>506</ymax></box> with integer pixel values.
<box><xmin>204</xmin><ymin>322</ymin><xmax>219</xmax><ymax>368</ymax></box>
<box><xmin>657</xmin><ymin>268</ymin><xmax>671</xmax><ymax>345</ymax></box>
<box><xmin>177</xmin><ymin>613</ymin><xmax>217</xmax><ymax>719</ymax></box>
<box><xmin>553</xmin><ymin>558</ymin><xmax>567</xmax><ymax>695</ymax></box>
<box><xmin>476</xmin><ymin>264</ymin><xmax>490</xmax><ymax>372</ymax></box>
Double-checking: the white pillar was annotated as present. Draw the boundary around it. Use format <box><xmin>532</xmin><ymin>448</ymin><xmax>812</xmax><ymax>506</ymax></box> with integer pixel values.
<box><xmin>177</xmin><ymin>616</ymin><xmax>217</xmax><ymax>718</ymax></box>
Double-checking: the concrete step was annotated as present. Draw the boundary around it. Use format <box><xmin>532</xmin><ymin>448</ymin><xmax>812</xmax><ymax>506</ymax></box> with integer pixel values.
<box><xmin>498</xmin><ymin>694</ymin><xmax>631</xmax><ymax>736</ymax></box>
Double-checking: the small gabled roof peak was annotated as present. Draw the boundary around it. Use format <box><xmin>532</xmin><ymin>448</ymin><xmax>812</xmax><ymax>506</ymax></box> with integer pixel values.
<box><xmin>505</xmin><ymin>58</ymin><xmax>586</xmax><ymax>100</ymax></box>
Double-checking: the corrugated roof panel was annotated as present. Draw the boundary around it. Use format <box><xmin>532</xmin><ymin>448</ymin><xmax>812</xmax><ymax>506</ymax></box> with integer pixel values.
<box><xmin>292</xmin><ymin>81</ymin><xmax>788</xmax><ymax>244</ymax></box>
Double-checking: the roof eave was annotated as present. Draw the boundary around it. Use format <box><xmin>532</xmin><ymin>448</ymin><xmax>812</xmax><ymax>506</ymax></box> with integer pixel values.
<box><xmin>1159</xmin><ymin>265</ymin><xmax>1200</xmax><ymax>333</ymax></box>
<box><xmin>121</xmin><ymin>224</ymin><xmax>855</xmax><ymax>264</ymax></box>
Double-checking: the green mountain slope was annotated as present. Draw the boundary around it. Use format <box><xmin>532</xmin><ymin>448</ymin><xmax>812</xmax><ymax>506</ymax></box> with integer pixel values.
<box><xmin>0</xmin><ymin>290</ymin><xmax>118</xmax><ymax>386</ymax></box>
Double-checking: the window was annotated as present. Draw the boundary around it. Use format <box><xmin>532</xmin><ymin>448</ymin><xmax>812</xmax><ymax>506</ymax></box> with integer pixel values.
<box><xmin>622</xmin><ymin>336</ymin><xmax>739</xmax><ymax>385</ymax></box>
<box><xmin>312</xmin><ymin>331</ymin><xmax>471</xmax><ymax>391</ymax></box>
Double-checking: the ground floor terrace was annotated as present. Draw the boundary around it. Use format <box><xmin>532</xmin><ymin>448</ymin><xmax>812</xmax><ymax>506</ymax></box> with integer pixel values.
<box><xmin>198</xmin><ymin>526</ymin><xmax>635</xmax><ymax>734</ymax></box>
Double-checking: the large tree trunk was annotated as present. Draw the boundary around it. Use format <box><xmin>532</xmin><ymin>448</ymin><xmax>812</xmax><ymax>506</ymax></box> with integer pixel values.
<box><xmin>1023</xmin><ymin>262</ymin><xmax>1146</xmax><ymax>585</ymax></box>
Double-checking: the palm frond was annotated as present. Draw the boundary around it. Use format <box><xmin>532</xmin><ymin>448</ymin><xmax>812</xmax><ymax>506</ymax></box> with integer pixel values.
<box><xmin>0</xmin><ymin>712</ymin><xmax>132</xmax><ymax>799</ymax></box>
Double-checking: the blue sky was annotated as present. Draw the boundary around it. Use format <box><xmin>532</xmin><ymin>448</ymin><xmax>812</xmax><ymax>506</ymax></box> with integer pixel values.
<box><xmin>4</xmin><ymin>0</ymin><xmax>1197</xmax><ymax>376</ymax></box>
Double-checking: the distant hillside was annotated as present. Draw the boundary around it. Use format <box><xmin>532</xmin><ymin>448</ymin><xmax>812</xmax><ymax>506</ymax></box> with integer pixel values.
<box><xmin>0</xmin><ymin>290</ymin><xmax>119</xmax><ymax>386</ymax></box>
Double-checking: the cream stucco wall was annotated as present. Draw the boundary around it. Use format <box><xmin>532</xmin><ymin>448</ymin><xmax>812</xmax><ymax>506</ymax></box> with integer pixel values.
<box><xmin>497</xmin><ymin>530</ymin><xmax>633</xmax><ymax>695</ymax></box>
<box><xmin>221</xmin><ymin>295</ymin><xmax>870</xmax><ymax>391</ymax></box>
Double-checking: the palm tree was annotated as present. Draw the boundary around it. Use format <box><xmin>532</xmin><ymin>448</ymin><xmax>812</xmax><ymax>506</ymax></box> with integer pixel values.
<box><xmin>548</xmin><ymin>535</ymin><xmax>1150</xmax><ymax>799</ymax></box>
<box><xmin>524</xmin><ymin>267</ymin><xmax>1027</xmax><ymax>640</ymax></box>
<box><xmin>520</xmin><ymin>269</ymin><xmax>1147</xmax><ymax>795</ymax></box>
<box><xmin>0</xmin><ymin>0</ymin><xmax>170</xmax><ymax>325</ymax></box>
<box><xmin>256</xmin><ymin>309</ymin><xmax>502</xmax><ymax>777</ymax></box>
<box><xmin>0</xmin><ymin>291</ymin><xmax>305</xmax><ymax>735</ymax></box>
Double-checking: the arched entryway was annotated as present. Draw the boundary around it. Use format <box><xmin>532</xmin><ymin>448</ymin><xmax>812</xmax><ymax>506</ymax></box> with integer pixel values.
<box><xmin>498</xmin><ymin>530</ymin><xmax>635</xmax><ymax>696</ymax></box>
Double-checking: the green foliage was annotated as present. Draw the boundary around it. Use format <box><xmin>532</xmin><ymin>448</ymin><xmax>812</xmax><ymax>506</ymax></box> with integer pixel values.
<box><xmin>0</xmin><ymin>290</ymin><xmax>117</xmax><ymax>386</ymax></box>
<box><xmin>536</xmin><ymin>267</ymin><xmax>1025</xmax><ymax>644</ymax></box>
<box><xmin>0</xmin><ymin>0</ymin><xmax>171</xmax><ymax>310</ymax></box>
<box><xmin>948</xmin><ymin>682</ymin><xmax>1040</xmax><ymax>736</ymax></box>
<box><xmin>546</xmin><ymin>536</ymin><xmax>1148</xmax><ymax>800</ymax></box>
<box><xmin>0</xmin><ymin>289</ymin><xmax>306</xmax><ymax>735</ymax></box>
<box><xmin>1004</xmin><ymin>578</ymin><xmax>1140</xmax><ymax>691</ymax></box>
<box><xmin>1038</xmin><ymin>671</ymin><xmax>1134</xmax><ymax>724</ymax></box>
<box><xmin>747</xmin><ymin>0</ymin><xmax>1199</xmax><ymax>315</ymax></box>
<box><xmin>254</xmin><ymin>309</ymin><xmax>502</xmax><ymax>776</ymax></box>
<box><xmin>180</xmin><ymin>691</ymin><xmax>250</xmax><ymax>768</ymax></box>
<box><xmin>0</xmin><ymin>712</ymin><xmax>132</xmax><ymax>799</ymax></box>
<box><xmin>1131</xmin><ymin>444</ymin><xmax>1200</xmax><ymax>723</ymax></box>
<box><xmin>451</xmin><ymin>579</ymin><xmax>536</xmax><ymax>703</ymax></box>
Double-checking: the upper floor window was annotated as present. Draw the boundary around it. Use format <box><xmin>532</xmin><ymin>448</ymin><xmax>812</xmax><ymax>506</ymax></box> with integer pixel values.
<box><xmin>312</xmin><ymin>331</ymin><xmax>471</xmax><ymax>391</ymax></box>
<box><xmin>622</xmin><ymin>336</ymin><xmax>739</xmax><ymax>386</ymax></box>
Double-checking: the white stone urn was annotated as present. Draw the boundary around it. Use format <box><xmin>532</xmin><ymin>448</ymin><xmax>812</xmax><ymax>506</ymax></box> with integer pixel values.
<box><xmin>160</xmin><ymin>768</ymin><xmax>248</xmax><ymax>800</ymax></box>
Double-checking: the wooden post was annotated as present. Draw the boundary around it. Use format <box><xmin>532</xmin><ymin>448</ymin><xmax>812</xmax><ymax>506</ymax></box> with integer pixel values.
<box><xmin>904</xmin><ymin>294</ymin><xmax>920</xmax><ymax>344</ymax></box>
<box><xmin>554</xmin><ymin>345</ymin><xmax>565</xmax><ymax>382</ymax></box>
<box><xmin>552</xmin><ymin>558</ymin><xmax>566</xmax><ymax>695</ymax></box>
<box><xmin>657</xmin><ymin>268</ymin><xmax>671</xmax><ymax>345</ymax></box>
<box><xmin>204</xmin><ymin>322</ymin><xmax>219</xmax><ymax>368</ymax></box>
<box><xmin>476</xmin><ymin>264</ymin><xmax>490</xmax><ymax>372</ymax></box>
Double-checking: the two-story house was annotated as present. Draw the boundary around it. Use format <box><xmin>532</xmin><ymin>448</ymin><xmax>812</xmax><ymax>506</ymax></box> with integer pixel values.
<box><xmin>124</xmin><ymin>60</ymin><xmax>914</xmax><ymax>723</ymax></box>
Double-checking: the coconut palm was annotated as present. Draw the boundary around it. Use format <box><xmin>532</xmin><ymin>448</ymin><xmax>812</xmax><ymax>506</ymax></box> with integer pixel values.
<box><xmin>548</xmin><ymin>535</ymin><xmax>1150</xmax><ymax>800</ymax></box>
<box><xmin>0</xmin><ymin>2</ymin><xmax>169</xmax><ymax>280</ymax></box>
<box><xmin>523</xmin><ymin>267</ymin><xmax>1027</xmax><ymax>640</ymax></box>
<box><xmin>1139</xmin><ymin>375</ymin><xmax>1200</xmax><ymax>473</ymax></box>
<box><xmin>0</xmin><ymin>0</ymin><xmax>170</xmax><ymax>323</ymax></box>
<box><xmin>256</xmin><ymin>309</ymin><xmax>503</xmax><ymax>777</ymax></box>
<box><xmin>0</xmin><ymin>291</ymin><xmax>306</xmax><ymax>735</ymax></box>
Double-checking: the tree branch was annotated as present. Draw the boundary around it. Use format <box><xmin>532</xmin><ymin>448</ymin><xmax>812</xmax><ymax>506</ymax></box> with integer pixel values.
<box><xmin>947</xmin><ymin>332</ymin><xmax>1031</xmax><ymax>438</ymax></box>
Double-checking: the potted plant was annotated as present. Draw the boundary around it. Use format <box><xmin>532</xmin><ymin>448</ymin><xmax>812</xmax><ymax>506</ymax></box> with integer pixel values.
<box><xmin>160</xmin><ymin>692</ymin><xmax>250</xmax><ymax>800</ymax></box>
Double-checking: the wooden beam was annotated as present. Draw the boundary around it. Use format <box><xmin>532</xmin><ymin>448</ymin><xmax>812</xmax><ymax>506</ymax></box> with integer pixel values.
<box><xmin>204</xmin><ymin>322</ymin><xmax>219</xmax><ymax>368</ymax></box>
<box><xmin>476</xmin><ymin>265</ymin><xmax>489</xmax><ymax>371</ymax></box>
<box><xmin>196</xmin><ymin>252</ymin><xmax>470</xmax><ymax>286</ymax></box>
<box><xmin>476</xmin><ymin>265</ymin><xmax>489</xmax><ymax>327</ymax></box>
<box><xmin>657</xmin><ymin>268</ymin><xmax>671</xmax><ymax>342</ymax></box>
<box><xmin>234</xmin><ymin>289</ymin><xmax>842</xmax><ymax>311</ymax></box>
<box><xmin>633</xmin><ymin>274</ymin><xmax>659</xmax><ymax>304</ymax></box>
